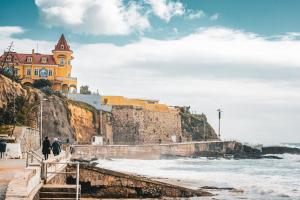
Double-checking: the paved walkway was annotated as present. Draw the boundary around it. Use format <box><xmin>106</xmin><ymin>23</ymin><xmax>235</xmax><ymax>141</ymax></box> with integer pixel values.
<box><xmin>0</xmin><ymin>159</ymin><xmax>25</xmax><ymax>200</ymax></box>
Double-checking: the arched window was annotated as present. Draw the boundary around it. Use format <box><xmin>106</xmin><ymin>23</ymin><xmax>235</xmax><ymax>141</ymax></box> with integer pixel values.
<box><xmin>60</xmin><ymin>57</ymin><xmax>65</xmax><ymax>65</ymax></box>
<box><xmin>41</xmin><ymin>57</ymin><xmax>47</xmax><ymax>64</ymax></box>
<box><xmin>27</xmin><ymin>57</ymin><xmax>32</xmax><ymax>63</ymax></box>
<box><xmin>61</xmin><ymin>44</ymin><xmax>64</xmax><ymax>50</ymax></box>
<box><xmin>6</xmin><ymin>55</ymin><xmax>12</xmax><ymax>62</ymax></box>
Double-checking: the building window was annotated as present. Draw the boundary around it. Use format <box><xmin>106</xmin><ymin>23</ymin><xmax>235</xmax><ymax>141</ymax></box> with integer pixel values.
<box><xmin>14</xmin><ymin>69</ymin><xmax>19</xmax><ymax>76</ymax></box>
<box><xmin>26</xmin><ymin>68</ymin><xmax>31</xmax><ymax>76</ymax></box>
<box><xmin>27</xmin><ymin>57</ymin><xmax>32</xmax><ymax>63</ymax></box>
<box><xmin>61</xmin><ymin>44</ymin><xmax>64</xmax><ymax>50</ymax></box>
<box><xmin>6</xmin><ymin>55</ymin><xmax>12</xmax><ymax>62</ymax></box>
<box><xmin>41</xmin><ymin>57</ymin><xmax>47</xmax><ymax>64</ymax></box>
<box><xmin>68</xmin><ymin>60</ymin><xmax>71</xmax><ymax>65</ymax></box>
<box><xmin>60</xmin><ymin>58</ymin><xmax>64</xmax><ymax>65</ymax></box>
<box><xmin>34</xmin><ymin>69</ymin><xmax>39</xmax><ymax>76</ymax></box>
<box><xmin>48</xmin><ymin>70</ymin><xmax>53</xmax><ymax>76</ymax></box>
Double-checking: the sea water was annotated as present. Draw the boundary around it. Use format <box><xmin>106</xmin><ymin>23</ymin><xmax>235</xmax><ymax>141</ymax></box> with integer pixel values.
<box><xmin>96</xmin><ymin>144</ymin><xmax>300</xmax><ymax>200</ymax></box>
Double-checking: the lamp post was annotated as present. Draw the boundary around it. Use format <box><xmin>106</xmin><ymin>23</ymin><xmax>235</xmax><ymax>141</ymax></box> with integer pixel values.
<box><xmin>39</xmin><ymin>97</ymin><xmax>48</xmax><ymax>147</ymax></box>
<box><xmin>217</xmin><ymin>109</ymin><xmax>222</xmax><ymax>140</ymax></box>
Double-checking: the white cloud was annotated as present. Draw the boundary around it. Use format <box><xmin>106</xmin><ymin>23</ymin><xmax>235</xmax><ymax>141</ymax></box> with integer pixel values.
<box><xmin>34</xmin><ymin>0</ymin><xmax>150</xmax><ymax>35</ymax></box>
<box><xmin>146</xmin><ymin>0</ymin><xmax>185</xmax><ymax>22</ymax></box>
<box><xmin>1</xmin><ymin>26</ymin><xmax>300</xmax><ymax>144</ymax></box>
<box><xmin>210</xmin><ymin>13</ymin><xmax>219</xmax><ymax>21</ymax></box>
<box><xmin>0</xmin><ymin>26</ymin><xmax>24</xmax><ymax>38</ymax></box>
<box><xmin>187</xmin><ymin>10</ymin><xmax>205</xmax><ymax>19</ymax></box>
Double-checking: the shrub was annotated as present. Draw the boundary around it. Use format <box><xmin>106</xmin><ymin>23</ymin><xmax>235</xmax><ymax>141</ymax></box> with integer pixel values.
<box><xmin>33</xmin><ymin>79</ymin><xmax>53</xmax><ymax>89</ymax></box>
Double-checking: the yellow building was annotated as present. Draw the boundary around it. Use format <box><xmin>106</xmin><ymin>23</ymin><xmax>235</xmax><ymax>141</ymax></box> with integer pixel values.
<box><xmin>0</xmin><ymin>34</ymin><xmax>77</xmax><ymax>93</ymax></box>
<box><xmin>102</xmin><ymin>96</ymin><xmax>177</xmax><ymax>112</ymax></box>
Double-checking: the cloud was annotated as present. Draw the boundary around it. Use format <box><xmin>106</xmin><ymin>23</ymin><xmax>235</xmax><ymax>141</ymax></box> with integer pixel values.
<box><xmin>0</xmin><ymin>26</ymin><xmax>24</xmax><ymax>38</ymax></box>
<box><xmin>210</xmin><ymin>13</ymin><xmax>219</xmax><ymax>21</ymax></box>
<box><xmin>1</xmin><ymin>26</ymin><xmax>300</xmax><ymax>144</ymax></box>
<box><xmin>146</xmin><ymin>0</ymin><xmax>185</xmax><ymax>22</ymax></box>
<box><xmin>187</xmin><ymin>10</ymin><xmax>205</xmax><ymax>19</ymax></box>
<box><xmin>34</xmin><ymin>0</ymin><xmax>150</xmax><ymax>35</ymax></box>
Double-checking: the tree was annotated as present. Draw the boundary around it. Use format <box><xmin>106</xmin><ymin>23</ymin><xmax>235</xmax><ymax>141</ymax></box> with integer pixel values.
<box><xmin>32</xmin><ymin>79</ymin><xmax>53</xmax><ymax>89</ymax></box>
<box><xmin>80</xmin><ymin>85</ymin><xmax>91</xmax><ymax>94</ymax></box>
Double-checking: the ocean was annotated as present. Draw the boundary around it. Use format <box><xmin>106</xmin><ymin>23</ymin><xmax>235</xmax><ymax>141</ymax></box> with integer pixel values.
<box><xmin>96</xmin><ymin>144</ymin><xmax>300</xmax><ymax>200</ymax></box>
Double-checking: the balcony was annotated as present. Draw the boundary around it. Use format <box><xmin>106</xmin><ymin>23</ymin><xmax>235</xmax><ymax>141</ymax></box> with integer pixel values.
<box><xmin>55</xmin><ymin>76</ymin><xmax>77</xmax><ymax>86</ymax></box>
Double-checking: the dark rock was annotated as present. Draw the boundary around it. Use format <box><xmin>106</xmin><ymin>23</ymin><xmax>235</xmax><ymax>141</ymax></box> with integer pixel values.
<box><xmin>262</xmin><ymin>146</ymin><xmax>300</xmax><ymax>155</ymax></box>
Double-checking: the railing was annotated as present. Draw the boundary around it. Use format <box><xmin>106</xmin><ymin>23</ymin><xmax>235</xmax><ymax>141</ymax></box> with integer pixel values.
<box><xmin>43</xmin><ymin>161</ymin><xmax>80</xmax><ymax>200</ymax></box>
<box><xmin>26</xmin><ymin>150</ymin><xmax>44</xmax><ymax>167</ymax></box>
<box><xmin>55</xmin><ymin>77</ymin><xmax>77</xmax><ymax>82</ymax></box>
<box><xmin>25</xmin><ymin>149</ymin><xmax>81</xmax><ymax>200</ymax></box>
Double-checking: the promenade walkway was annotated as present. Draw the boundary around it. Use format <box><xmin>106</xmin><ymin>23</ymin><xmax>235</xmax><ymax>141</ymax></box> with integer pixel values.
<box><xmin>0</xmin><ymin>159</ymin><xmax>25</xmax><ymax>200</ymax></box>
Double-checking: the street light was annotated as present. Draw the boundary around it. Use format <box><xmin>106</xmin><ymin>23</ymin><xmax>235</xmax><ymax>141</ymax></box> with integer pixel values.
<box><xmin>217</xmin><ymin>109</ymin><xmax>222</xmax><ymax>140</ymax></box>
<box><xmin>39</xmin><ymin>96</ymin><xmax>48</xmax><ymax>147</ymax></box>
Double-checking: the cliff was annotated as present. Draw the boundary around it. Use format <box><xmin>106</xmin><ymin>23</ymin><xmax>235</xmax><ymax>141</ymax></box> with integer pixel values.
<box><xmin>178</xmin><ymin>107</ymin><xmax>219</xmax><ymax>141</ymax></box>
<box><xmin>0</xmin><ymin>74</ymin><xmax>218</xmax><ymax>145</ymax></box>
<box><xmin>0</xmin><ymin>75</ymin><xmax>97</xmax><ymax>143</ymax></box>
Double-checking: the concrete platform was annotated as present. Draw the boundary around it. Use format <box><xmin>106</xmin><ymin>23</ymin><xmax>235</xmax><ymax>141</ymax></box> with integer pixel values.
<box><xmin>0</xmin><ymin>159</ymin><xmax>25</xmax><ymax>200</ymax></box>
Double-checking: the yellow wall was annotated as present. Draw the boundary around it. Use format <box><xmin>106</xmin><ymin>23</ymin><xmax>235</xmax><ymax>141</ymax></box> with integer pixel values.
<box><xmin>102</xmin><ymin>96</ymin><xmax>177</xmax><ymax>112</ymax></box>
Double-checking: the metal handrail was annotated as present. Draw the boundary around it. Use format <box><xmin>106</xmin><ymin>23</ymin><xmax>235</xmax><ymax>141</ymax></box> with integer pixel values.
<box><xmin>26</xmin><ymin>150</ymin><xmax>44</xmax><ymax>167</ymax></box>
<box><xmin>43</xmin><ymin>161</ymin><xmax>80</xmax><ymax>200</ymax></box>
<box><xmin>29</xmin><ymin>149</ymin><xmax>43</xmax><ymax>159</ymax></box>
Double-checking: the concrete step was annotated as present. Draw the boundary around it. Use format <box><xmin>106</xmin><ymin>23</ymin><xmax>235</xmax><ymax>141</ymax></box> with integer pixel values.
<box><xmin>39</xmin><ymin>198</ymin><xmax>78</xmax><ymax>200</ymax></box>
<box><xmin>39</xmin><ymin>184</ymin><xmax>80</xmax><ymax>200</ymax></box>
<box><xmin>39</xmin><ymin>191</ymin><xmax>77</xmax><ymax>198</ymax></box>
<box><xmin>41</xmin><ymin>184</ymin><xmax>79</xmax><ymax>193</ymax></box>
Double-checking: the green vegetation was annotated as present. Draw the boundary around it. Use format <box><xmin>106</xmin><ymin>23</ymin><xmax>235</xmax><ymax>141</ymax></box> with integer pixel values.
<box><xmin>33</xmin><ymin>79</ymin><xmax>53</xmax><ymax>89</ymax></box>
<box><xmin>80</xmin><ymin>85</ymin><xmax>91</xmax><ymax>94</ymax></box>
<box><xmin>0</xmin><ymin>67</ymin><xmax>20</xmax><ymax>82</ymax></box>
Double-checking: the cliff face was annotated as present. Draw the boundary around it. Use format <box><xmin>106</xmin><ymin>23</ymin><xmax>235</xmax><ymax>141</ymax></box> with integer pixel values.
<box><xmin>0</xmin><ymin>75</ymin><xmax>97</xmax><ymax>143</ymax></box>
<box><xmin>66</xmin><ymin>101</ymin><xmax>98</xmax><ymax>144</ymax></box>
<box><xmin>179</xmin><ymin>107</ymin><xmax>219</xmax><ymax>141</ymax></box>
<box><xmin>0</xmin><ymin>75</ymin><xmax>27</xmax><ymax>109</ymax></box>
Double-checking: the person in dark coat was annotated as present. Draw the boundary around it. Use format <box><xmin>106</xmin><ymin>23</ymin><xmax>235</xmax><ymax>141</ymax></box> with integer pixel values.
<box><xmin>42</xmin><ymin>136</ymin><xmax>51</xmax><ymax>160</ymax></box>
<box><xmin>52</xmin><ymin>138</ymin><xmax>61</xmax><ymax>156</ymax></box>
<box><xmin>0</xmin><ymin>139</ymin><xmax>7</xmax><ymax>159</ymax></box>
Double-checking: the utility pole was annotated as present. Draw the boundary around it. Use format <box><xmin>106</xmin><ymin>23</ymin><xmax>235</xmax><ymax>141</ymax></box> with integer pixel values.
<box><xmin>203</xmin><ymin>114</ymin><xmax>206</xmax><ymax>141</ymax></box>
<box><xmin>217</xmin><ymin>109</ymin><xmax>222</xmax><ymax>140</ymax></box>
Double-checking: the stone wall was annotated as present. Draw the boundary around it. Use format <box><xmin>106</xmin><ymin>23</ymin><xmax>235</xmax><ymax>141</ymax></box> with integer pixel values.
<box><xmin>111</xmin><ymin>105</ymin><xmax>182</xmax><ymax>145</ymax></box>
<box><xmin>73</xmin><ymin>141</ymin><xmax>238</xmax><ymax>160</ymax></box>
<box><xmin>65</xmin><ymin>164</ymin><xmax>210</xmax><ymax>198</ymax></box>
<box><xmin>100</xmin><ymin>111</ymin><xmax>113</xmax><ymax>144</ymax></box>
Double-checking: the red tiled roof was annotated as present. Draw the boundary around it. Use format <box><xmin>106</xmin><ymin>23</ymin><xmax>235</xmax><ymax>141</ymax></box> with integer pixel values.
<box><xmin>53</xmin><ymin>34</ymin><xmax>72</xmax><ymax>52</ymax></box>
<box><xmin>0</xmin><ymin>52</ymin><xmax>57</xmax><ymax>65</ymax></box>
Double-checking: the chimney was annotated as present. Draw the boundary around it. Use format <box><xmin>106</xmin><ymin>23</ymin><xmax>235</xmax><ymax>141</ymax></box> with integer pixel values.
<box><xmin>32</xmin><ymin>49</ymin><xmax>34</xmax><ymax>54</ymax></box>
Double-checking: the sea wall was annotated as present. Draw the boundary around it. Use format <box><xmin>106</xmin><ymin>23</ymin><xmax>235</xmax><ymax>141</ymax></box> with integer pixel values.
<box><xmin>73</xmin><ymin>141</ymin><xmax>239</xmax><ymax>159</ymax></box>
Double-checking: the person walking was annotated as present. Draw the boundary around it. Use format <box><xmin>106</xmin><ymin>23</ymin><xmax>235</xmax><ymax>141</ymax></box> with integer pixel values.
<box><xmin>0</xmin><ymin>139</ymin><xmax>7</xmax><ymax>159</ymax></box>
<box><xmin>52</xmin><ymin>138</ymin><xmax>61</xmax><ymax>156</ymax></box>
<box><xmin>42</xmin><ymin>136</ymin><xmax>51</xmax><ymax>160</ymax></box>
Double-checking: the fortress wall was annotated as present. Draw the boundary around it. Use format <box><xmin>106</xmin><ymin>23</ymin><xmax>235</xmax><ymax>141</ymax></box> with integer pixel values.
<box><xmin>111</xmin><ymin>105</ymin><xmax>183</xmax><ymax>145</ymax></box>
<box><xmin>72</xmin><ymin>141</ymin><xmax>238</xmax><ymax>160</ymax></box>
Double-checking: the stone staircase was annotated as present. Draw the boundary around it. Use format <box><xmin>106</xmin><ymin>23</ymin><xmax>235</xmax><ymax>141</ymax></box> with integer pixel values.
<box><xmin>39</xmin><ymin>184</ymin><xmax>80</xmax><ymax>200</ymax></box>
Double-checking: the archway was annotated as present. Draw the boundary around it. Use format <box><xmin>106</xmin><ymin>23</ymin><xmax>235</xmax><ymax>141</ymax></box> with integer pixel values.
<box><xmin>22</xmin><ymin>82</ymin><xmax>32</xmax><ymax>87</ymax></box>
<box><xmin>69</xmin><ymin>85</ymin><xmax>77</xmax><ymax>93</ymax></box>
<box><xmin>62</xmin><ymin>84</ymin><xmax>69</xmax><ymax>94</ymax></box>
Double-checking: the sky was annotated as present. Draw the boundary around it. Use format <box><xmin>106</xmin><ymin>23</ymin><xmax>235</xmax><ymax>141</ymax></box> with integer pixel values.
<box><xmin>1</xmin><ymin>0</ymin><xmax>300</xmax><ymax>145</ymax></box>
